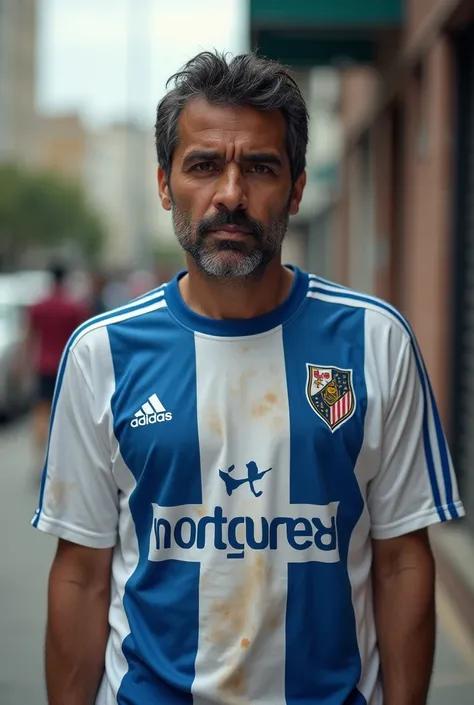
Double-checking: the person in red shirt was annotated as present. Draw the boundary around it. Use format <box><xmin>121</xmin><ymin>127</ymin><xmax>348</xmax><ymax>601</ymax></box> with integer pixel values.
<box><xmin>26</xmin><ymin>262</ymin><xmax>90</xmax><ymax>464</ymax></box>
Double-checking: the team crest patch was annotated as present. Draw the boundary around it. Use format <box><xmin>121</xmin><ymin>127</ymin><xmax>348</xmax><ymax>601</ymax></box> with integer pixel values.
<box><xmin>306</xmin><ymin>364</ymin><xmax>356</xmax><ymax>431</ymax></box>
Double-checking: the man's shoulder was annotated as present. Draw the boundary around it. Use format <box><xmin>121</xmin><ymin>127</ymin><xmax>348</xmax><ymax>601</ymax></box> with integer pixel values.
<box><xmin>69</xmin><ymin>283</ymin><xmax>170</xmax><ymax>358</ymax></box>
<box><xmin>305</xmin><ymin>273</ymin><xmax>412</xmax><ymax>342</ymax></box>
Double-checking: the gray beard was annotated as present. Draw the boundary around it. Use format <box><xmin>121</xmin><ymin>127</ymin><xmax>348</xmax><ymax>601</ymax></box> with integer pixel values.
<box><xmin>172</xmin><ymin>207</ymin><xmax>289</xmax><ymax>280</ymax></box>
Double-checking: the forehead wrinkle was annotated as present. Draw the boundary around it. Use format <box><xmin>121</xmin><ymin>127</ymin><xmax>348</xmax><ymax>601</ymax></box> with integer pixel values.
<box><xmin>184</xmin><ymin>131</ymin><xmax>282</xmax><ymax>164</ymax></box>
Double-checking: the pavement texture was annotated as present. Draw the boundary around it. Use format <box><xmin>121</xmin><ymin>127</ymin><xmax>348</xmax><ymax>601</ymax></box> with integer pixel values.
<box><xmin>0</xmin><ymin>417</ymin><xmax>473</xmax><ymax>705</ymax></box>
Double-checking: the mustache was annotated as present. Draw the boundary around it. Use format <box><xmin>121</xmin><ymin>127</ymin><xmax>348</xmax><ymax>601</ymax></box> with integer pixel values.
<box><xmin>196</xmin><ymin>211</ymin><xmax>265</xmax><ymax>241</ymax></box>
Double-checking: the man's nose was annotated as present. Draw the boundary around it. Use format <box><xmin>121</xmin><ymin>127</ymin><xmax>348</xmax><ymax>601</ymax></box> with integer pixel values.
<box><xmin>212</xmin><ymin>164</ymin><xmax>248</xmax><ymax>213</ymax></box>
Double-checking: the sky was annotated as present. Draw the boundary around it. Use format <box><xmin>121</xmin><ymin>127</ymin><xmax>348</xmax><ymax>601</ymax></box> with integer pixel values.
<box><xmin>37</xmin><ymin>0</ymin><xmax>249</xmax><ymax>127</ymax></box>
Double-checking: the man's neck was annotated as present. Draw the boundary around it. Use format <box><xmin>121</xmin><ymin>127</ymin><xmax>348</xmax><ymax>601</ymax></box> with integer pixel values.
<box><xmin>179</xmin><ymin>257</ymin><xmax>294</xmax><ymax>320</ymax></box>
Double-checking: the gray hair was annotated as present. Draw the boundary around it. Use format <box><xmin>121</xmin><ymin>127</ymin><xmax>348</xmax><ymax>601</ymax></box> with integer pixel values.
<box><xmin>155</xmin><ymin>51</ymin><xmax>309</xmax><ymax>183</ymax></box>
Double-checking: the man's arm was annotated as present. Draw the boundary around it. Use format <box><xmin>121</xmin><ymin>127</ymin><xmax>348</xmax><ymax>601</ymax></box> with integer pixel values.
<box><xmin>46</xmin><ymin>539</ymin><xmax>113</xmax><ymax>705</ymax></box>
<box><xmin>372</xmin><ymin>529</ymin><xmax>436</xmax><ymax>705</ymax></box>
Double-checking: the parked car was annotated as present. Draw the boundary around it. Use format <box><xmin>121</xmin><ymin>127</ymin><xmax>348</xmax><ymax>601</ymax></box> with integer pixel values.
<box><xmin>0</xmin><ymin>303</ymin><xmax>31</xmax><ymax>419</ymax></box>
<box><xmin>0</xmin><ymin>273</ymin><xmax>49</xmax><ymax>419</ymax></box>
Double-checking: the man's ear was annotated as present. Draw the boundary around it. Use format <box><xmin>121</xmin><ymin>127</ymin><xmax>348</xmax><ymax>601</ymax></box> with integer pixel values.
<box><xmin>158</xmin><ymin>167</ymin><xmax>171</xmax><ymax>211</ymax></box>
<box><xmin>289</xmin><ymin>171</ymin><xmax>307</xmax><ymax>216</ymax></box>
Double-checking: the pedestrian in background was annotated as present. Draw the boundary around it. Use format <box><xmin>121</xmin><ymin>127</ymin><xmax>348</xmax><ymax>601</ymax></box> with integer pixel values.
<box><xmin>24</xmin><ymin>261</ymin><xmax>90</xmax><ymax>472</ymax></box>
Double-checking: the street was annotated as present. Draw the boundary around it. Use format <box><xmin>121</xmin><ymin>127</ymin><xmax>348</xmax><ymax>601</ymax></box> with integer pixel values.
<box><xmin>0</xmin><ymin>417</ymin><xmax>473</xmax><ymax>705</ymax></box>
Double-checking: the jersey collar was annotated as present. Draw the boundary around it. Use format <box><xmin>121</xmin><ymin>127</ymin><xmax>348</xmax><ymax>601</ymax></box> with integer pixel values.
<box><xmin>165</xmin><ymin>265</ymin><xmax>309</xmax><ymax>337</ymax></box>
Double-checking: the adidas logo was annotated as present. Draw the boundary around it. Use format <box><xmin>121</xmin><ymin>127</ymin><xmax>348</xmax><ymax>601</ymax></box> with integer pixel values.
<box><xmin>131</xmin><ymin>393</ymin><xmax>172</xmax><ymax>428</ymax></box>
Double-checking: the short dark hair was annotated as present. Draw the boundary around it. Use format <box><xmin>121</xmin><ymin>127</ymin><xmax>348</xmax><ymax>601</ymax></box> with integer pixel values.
<box><xmin>155</xmin><ymin>51</ymin><xmax>309</xmax><ymax>183</ymax></box>
<box><xmin>49</xmin><ymin>261</ymin><xmax>67</xmax><ymax>285</ymax></box>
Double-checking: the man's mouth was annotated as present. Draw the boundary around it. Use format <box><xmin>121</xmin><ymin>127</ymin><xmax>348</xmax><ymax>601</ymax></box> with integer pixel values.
<box><xmin>207</xmin><ymin>225</ymin><xmax>254</xmax><ymax>239</ymax></box>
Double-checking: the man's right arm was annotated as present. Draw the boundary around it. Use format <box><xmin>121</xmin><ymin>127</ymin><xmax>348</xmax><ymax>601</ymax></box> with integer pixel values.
<box><xmin>30</xmin><ymin>337</ymin><xmax>119</xmax><ymax>703</ymax></box>
<box><xmin>46</xmin><ymin>540</ymin><xmax>113</xmax><ymax>705</ymax></box>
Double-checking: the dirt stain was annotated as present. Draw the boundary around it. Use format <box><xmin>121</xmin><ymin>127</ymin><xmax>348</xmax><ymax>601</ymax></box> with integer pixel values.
<box><xmin>209</xmin><ymin>555</ymin><xmax>268</xmax><ymax>644</ymax></box>
<box><xmin>251</xmin><ymin>401</ymin><xmax>270</xmax><ymax>418</ymax></box>
<box><xmin>49</xmin><ymin>480</ymin><xmax>76</xmax><ymax>511</ymax></box>
<box><xmin>229</xmin><ymin>369</ymin><xmax>257</xmax><ymax>396</ymax></box>
<box><xmin>209</xmin><ymin>556</ymin><xmax>275</xmax><ymax>703</ymax></box>
<box><xmin>195</xmin><ymin>505</ymin><xmax>207</xmax><ymax>517</ymax></box>
<box><xmin>206</xmin><ymin>405</ymin><xmax>223</xmax><ymax>437</ymax></box>
<box><xmin>251</xmin><ymin>392</ymin><xmax>281</xmax><ymax>419</ymax></box>
<box><xmin>218</xmin><ymin>665</ymin><xmax>246</xmax><ymax>703</ymax></box>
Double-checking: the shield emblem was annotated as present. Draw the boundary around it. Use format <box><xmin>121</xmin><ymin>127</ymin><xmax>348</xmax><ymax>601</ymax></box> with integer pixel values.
<box><xmin>306</xmin><ymin>364</ymin><xmax>356</xmax><ymax>432</ymax></box>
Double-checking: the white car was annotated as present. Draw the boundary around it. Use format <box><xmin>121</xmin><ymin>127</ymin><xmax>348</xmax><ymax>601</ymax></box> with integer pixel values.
<box><xmin>0</xmin><ymin>274</ymin><xmax>48</xmax><ymax>419</ymax></box>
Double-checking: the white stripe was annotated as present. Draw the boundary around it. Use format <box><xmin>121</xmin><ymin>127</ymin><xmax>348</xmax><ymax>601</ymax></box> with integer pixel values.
<box><xmin>70</xmin><ymin>299</ymin><xmax>168</xmax><ymax>353</ymax></box>
<box><xmin>307</xmin><ymin>288</ymin><xmax>449</xmax><ymax>508</ymax></box>
<box><xmin>103</xmin><ymin>447</ymin><xmax>140</xmax><ymax>703</ymax></box>
<box><xmin>135</xmin><ymin>410</ymin><xmax>145</xmax><ymax>418</ymax></box>
<box><xmin>149</xmin><ymin>393</ymin><xmax>166</xmax><ymax>413</ymax></box>
<box><xmin>308</xmin><ymin>277</ymin><xmax>403</xmax><ymax>322</ymax></box>
<box><xmin>70</xmin><ymin>286</ymin><xmax>166</xmax><ymax>350</ymax></box>
<box><xmin>130</xmin><ymin>284</ymin><xmax>167</xmax><ymax>304</ymax></box>
<box><xmin>142</xmin><ymin>401</ymin><xmax>154</xmax><ymax>415</ymax></box>
<box><xmin>191</xmin><ymin>330</ymin><xmax>289</xmax><ymax>704</ymax></box>
<box><xmin>308</xmin><ymin>273</ymin><xmax>350</xmax><ymax>292</ymax></box>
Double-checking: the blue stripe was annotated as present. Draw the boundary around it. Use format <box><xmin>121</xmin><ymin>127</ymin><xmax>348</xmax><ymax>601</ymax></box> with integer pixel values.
<box><xmin>423</xmin><ymin>362</ymin><xmax>458</xmax><ymax>518</ymax></box>
<box><xmin>309</xmin><ymin>281</ymin><xmax>453</xmax><ymax>521</ymax></box>
<box><xmin>32</xmin><ymin>288</ymin><xmax>167</xmax><ymax>525</ymax></box>
<box><xmin>109</xmin><ymin>316</ymin><xmax>200</xmax><ymax>703</ymax></box>
<box><xmin>283</xmin><ymin>300</ymin><xmax>367</xmax><ymax>703</ymax></box>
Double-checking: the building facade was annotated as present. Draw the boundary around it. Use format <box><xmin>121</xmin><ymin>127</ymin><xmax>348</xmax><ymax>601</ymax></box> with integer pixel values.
<box><xmin>83</xmin><ymin>121</ymin><xmax>175</xmax><ymax>270</ymax></box>
<box><xmin>332</xmin><ymin>1</ymin><xmax>474</xmax><ymax>539</ymax></box>
<box><xmin>0</xmin><ymin>0</ymin><xmax>37</xmax><ymax>163</ymax></box>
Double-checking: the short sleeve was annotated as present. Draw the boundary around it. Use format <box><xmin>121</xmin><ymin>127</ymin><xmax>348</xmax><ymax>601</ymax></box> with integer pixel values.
<box><xmin>32</xmin><ymin>345</ymin><xmax>119</xmax><ymax>548</ymax></box>
<box><xmin>368</xmin><ymin>337</ymin><xmax>465</xmax><ymax>539</ymax></box>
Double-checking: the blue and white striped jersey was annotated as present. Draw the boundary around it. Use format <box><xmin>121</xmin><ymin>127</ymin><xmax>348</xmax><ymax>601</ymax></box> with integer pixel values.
<box><xmin>32</xmin><ymin>266</ymin><xmax>464</xmax><ymax>705</ymax></box>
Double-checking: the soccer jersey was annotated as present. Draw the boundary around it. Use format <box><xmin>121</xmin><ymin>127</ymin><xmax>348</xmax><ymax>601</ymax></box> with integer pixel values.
<box><xmin>32</xmin><ymin>266</ymin><xmax>464</xmax><ymax>705</ymax></box>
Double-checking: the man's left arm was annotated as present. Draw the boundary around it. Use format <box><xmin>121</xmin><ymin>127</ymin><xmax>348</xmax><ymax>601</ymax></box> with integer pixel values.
<box><xmin>367</xmin><ymin>333</ymin><xmax>465</xmax><ymax>704</ymax></box>
<box><xmin>372</xmin><ymin>529</ymin><xmax>436</xmax><ymax>705</ymax></box>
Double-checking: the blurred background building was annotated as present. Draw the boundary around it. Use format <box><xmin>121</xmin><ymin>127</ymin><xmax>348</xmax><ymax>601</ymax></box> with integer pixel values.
<box><xmin>0</xmin><ymin>0</ymin><xmax>179</xmax><ymax>274</ymax></box>
<box><xmin>0</xmin><ymin>0</ymin><xmax>37</xmax><ymax>163</ymax></box>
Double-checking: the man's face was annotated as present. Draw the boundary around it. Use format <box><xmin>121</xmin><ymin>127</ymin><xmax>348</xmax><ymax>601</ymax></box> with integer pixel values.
<box><xmin>158</xmin><ymin>98</ymin><xmax>306</xmax><ymax>279</ymax></box>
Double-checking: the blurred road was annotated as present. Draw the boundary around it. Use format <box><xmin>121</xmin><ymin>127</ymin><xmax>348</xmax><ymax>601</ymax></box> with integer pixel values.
<box><xmin>0</xmin><ymin>417</ymin><xmax>473</xmax><ymax>705</ymax></box>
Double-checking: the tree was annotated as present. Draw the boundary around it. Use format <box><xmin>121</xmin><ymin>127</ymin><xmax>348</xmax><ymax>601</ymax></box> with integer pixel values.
<box><xmin>0</xmin><ymin>163</ymin><xmax>105</xmax><ymax>268</ymax></box>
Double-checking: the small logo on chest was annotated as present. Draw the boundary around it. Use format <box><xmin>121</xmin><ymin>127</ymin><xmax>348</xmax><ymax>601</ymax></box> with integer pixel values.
<box><xmin>219</xmin><ymin>461</ymin><xmax>272</xmax><ymax>497</ymax></box>
<box><xmin>306</xmin><ymin>364</ymin><xmax>356</xmax><ymax>431</ymax></box>
<box><xmin>131</xmin><ymin>393</ymin><xmax>172</xmax><ymax>427</ymax></box>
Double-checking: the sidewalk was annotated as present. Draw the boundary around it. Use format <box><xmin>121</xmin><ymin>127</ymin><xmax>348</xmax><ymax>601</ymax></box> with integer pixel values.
<box><xmin>429</xmin><ymin>569</ymin><xmax>474</xmax><ymax>703</ymax></box>
<box><xmin>429</xmin><ymin>522</ymin><xmax>474</xmax><ymax>703</ymax></box>
<box><xmin>431</xmin><ymin>522</ymin><xmax>474</xmax><ymax>637</ymax></box>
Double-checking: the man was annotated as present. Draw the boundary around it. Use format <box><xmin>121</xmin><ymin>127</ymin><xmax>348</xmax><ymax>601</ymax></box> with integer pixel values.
<box><xmin>33</xmin><ymin>52</ymin><xmax>464</xmax><ymax>705</ymax></box>
<box><xmin>88</xmin><ymin>270</ymin><xmax>109</xmax><ymax>317</ymax></box>
<box><xmin>25</xmin><ymin>262</ymin><xmax>89</xmax><ymax>466</ymax></box>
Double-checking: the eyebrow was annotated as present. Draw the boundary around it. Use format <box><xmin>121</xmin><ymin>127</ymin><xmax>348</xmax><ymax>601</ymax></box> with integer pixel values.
<box><xmin>182</xmin><ymin>150</ymin><xmax>283</xmax><ymax>168</ymax></box>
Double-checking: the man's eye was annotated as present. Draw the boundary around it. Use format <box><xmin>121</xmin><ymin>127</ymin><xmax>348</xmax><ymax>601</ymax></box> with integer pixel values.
<box><xmin>251</xmin><ymin>164</ymin><xmax>272</xmax><ymax>175</ymax></box>
<box><xmin>192</xmin><ymin>162</ymin><xmax>216</xmax><ymax>172</ymax></box>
